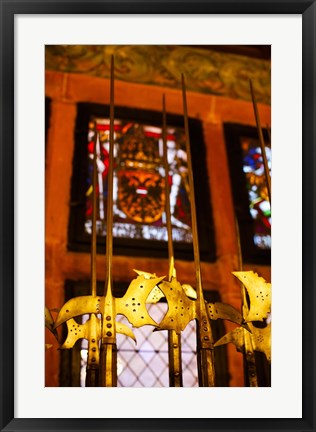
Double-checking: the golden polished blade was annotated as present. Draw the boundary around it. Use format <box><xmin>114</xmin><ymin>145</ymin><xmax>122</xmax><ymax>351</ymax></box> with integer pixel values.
<box><xmin>116</xmin><ymin>322</ymin><xmax>136</xmax><ymax>343</ymax></box>
<box><xmin>133</xmin><ymin>269</ymin><xmax>165</xmax><ymax>304</ymax></box>
<box><xmin>45</xmin><ymin>306</ymin><xmax>58</xmax><ymax>340</ymax></box>
<box><xmin>181</xmin><ymin>73</ymin><xmax>215</xmax><ymax>387</ymax></box>
<box><xmin>54</xmin><ymin>295</ymin><xmax>103</xmax><ymax>328</ymax></box>
<box><xmin>157</xmin><ymin>278</ymin><xmax>195</xmax><ymax>333</ymax></box>
<box><xmin>99</xmin><ymin>55</ymin><xmax>117</xmax><ymax>387</ymax></box>
<box><xmin>60</xmin><ymin>316</ymin><xmax>101</xmax><ymax>350</ymax></box>
<box><xmin>214</xmin><ymin>327</ymin><xmax>245</xmax><ymax>352</ymax></box>
<box><xmin>182</xmin><ymin>284</ymin><xmax>197</xmax><ymax>300</ymax></box>
<box><xmin>58</xmin><ymin>309</ymin><xmax>136</xmax><ymax>349</ymax></box>
<box><xmin>233</xmin><ymin>216</ymin><xmax>258</xmax><ymax>385</ymax></box>
<box><xmin>162</xmin><ymin>93</ymin><xmax>183</xmax><ymax>387</ymax></box>
<box><xmin>207</xmin><ymin>302</ymin><xmax>244</xmax><ymax>327</ymax></box>
<box><xmin>232</xmin><ymin>271</ymin><xmax>271</xmax><ymax>322</ymax></box>
<box><xmin>116</xmin><ymin>274</ymin><xmax>165</xmax><ymax>328</ymax></box>
<box><xmin>214</xmin><ymin>322</ymin><xmax>271</xmax><ymax>364</ymax></box>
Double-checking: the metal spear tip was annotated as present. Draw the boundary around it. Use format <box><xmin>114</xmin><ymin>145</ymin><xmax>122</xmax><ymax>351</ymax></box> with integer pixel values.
<box><xmin>116</xmin><ymin>322</ymin><xmax>137</xmax><ymax>344</ymax></box>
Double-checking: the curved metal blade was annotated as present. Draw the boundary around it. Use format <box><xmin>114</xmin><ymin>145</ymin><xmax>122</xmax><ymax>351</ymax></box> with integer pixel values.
<box><xmin>207</xmin><ymin>302</ymin><xmax>244</xmax><ymax>326</ymax></box>
<box><xmin>133</xmin><ymin>269</ymin><xmax>165</xmax><ymax>304</ymax></box>
<box><xmin>182</xmin><ymin>284</ymin><xmax>197</xmax><ymax>300</ymax></box>
<box><xmin>233</xmin><ymin>271</ymin><xmax>271</xmax><ymax>322</ymax></box>
<box><xmin>54</xmin><ymin>295</ymin><xmax>103</xmax><ymax>328</ymax></box>
<box><xmin>157</xmin><ymin>278</ymin><xmax>195</xmax><ymax>333</ymax></box>
<box><xmin>249</xmin><ymin>322</ymin><xmax>271</xmax><ymax>363</ymax></box>
<box><xmin>60</xmin><ymin>318</ymin><xmax>88</xmax><ymax>349</ymax></box>
<box><xmin>116</xmin><ymin>274</ymin><xmax>165</xmax><ymax>328</ymax></box>
<box><xmin>146</xmin><ymin>286</ymin><xmax>165</xmax><ymax>304</ymax></box>
<box><xmin>214</xmin><ymin>327</ymin><xmax>246</xmax><ymax>354</ymax></box>
<box><xmin>116</xmin><ymin>322</ymin><xmax>136</xmax><ymax>343</ymax></box>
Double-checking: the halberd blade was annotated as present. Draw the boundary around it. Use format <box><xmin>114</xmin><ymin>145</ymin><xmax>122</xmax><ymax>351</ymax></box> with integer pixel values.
<box><xmin>214</xmin><ymin>323</ymin><xmax>271</xmax><ymax>363</ymax></box>
<box><xmin>54</xmin><ymin>295</ymin><xmax>103</xmax><ymax>328</ymax></box>
<box><xmin>233</xmin><ymin>271</ymin><xmax>271</xmax><ymax>322</ymax></box>
<box><xmin>214</xmin><ymin>327</ymin><xmax>246</xmax><ymax>354</ymax></box>
<box><xmin>116</xmin><ymin>274</ymin><xmax>165</xmax><ymax>328</ymax></box>
<box><xmin>60</xmin><ymin>318</ymin><xmax>92</xmax><ymax>349</ymax></box>
<box><xmin>207</xmin><ymin>302</ymin><xmax>244</xmax><ymax>326</ymax></box>
<box><xmin>134</xmin><ymin>269</ymin><xmax>165</xmax><ymax>303</ymax></box>
<box><xmin>116</xmin><ymin>322</ymin><xmax>136</xmax><ymax>343</ymax></box>
<box><xmin>157</xmin><ymin>278</ymin><xmax>195</xmax><ymax>333</ymax></box>
<box><xmin>248</xmin><ymin>322</ymin><xmax>271</xmax><ymax>362</ymax></box>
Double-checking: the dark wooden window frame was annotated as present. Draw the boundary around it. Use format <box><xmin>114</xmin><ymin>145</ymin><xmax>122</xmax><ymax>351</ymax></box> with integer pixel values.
<box><xmin>67</xmin><ymin>102</ymin><xmax>216</xmax><ymax>262</ymax></box>
<box><xmin>224</xmin><ymin>122</ymin><xmax>271</xmax><ymax>265</ymax></box>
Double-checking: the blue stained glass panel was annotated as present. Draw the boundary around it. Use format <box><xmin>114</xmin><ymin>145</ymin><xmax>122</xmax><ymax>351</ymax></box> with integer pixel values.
<box><xmin>241</xmin><ymin>137</ymin><xmax>271</xmax><ymax>250</ymax></box>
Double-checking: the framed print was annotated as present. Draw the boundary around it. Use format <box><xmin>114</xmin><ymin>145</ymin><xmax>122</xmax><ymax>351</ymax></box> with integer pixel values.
<box><xmin>1</xmin><ymin>1</ymin><xmax>315</xmax><ymax>431</ymax></box>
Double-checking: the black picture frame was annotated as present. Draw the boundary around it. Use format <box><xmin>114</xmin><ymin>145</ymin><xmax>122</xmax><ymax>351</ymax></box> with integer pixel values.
<box><xmin>1</xmin><ymin>1</ymin><xmax>315</xmax><ymax>431</ymax></box>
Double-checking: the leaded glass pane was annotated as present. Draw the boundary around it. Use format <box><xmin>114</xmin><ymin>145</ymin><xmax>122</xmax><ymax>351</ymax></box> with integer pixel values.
<box><xmin>79</xmin><ymin>303</ymin><xmax>199</xmax><ymax>387</ymax></box>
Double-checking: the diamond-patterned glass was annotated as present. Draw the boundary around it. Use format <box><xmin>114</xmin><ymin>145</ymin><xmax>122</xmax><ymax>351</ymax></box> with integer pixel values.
<box><xmin>80</xmin><ymin>303</ymin><xmax>199</xmax><ymax>387</ymax></box>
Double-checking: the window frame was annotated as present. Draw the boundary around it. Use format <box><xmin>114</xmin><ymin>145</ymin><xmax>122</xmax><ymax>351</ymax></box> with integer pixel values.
<box><xmin>67</xmin><ymin>102</ymin><xmax>216</xmax><ymax>263</ymax></box>
<box><xmin>224</xmin><ymin>122</ymin><xmax>271</xmax><ymax>265</ymax></box>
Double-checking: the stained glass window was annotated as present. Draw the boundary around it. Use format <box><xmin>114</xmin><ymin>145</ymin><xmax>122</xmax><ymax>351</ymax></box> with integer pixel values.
<box><xmin>240</xmin><ymin>137</ymin><xmax>271</xmax><ymax>250</ymax></box>
<box><xmin>68</xmin><ymin>103</ymin><xmax>215</xmax><ymax>262</ymax></box>
<box><xmin>85</xmin><ymin>118</ymin><xmax>192</xmax><ymax>244</ymax></box>
<box><xmin>224</xmin><ymin>123</ymin><xmax>271</xmax><ymax>264</ymax></box>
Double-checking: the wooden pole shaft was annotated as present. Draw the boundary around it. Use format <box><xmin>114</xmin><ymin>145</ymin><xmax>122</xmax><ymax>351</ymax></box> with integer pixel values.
<box><xmin>99</xmin><ymin>55</ymin><xmax>117</xmax><ymax>387</ymax></box>
<box><xmin>234</xmin><ymin>216</ymin><xmax>258</xmax><ymax>387</ymax></box>
<box><xmin>91</xmin><ymin>129</ymin><xmax>98</xmax><ymax>297</ymax></box>
<box><xmin>181</xmin><ymin>74</ymin><xmax>215</xmax><ymax>387</ymax></box>
<box><xmin>162</xmin><ymin>94</ymin><xmax>183</xmax><ymax>387</ymax></box>
<box><xmin>105</xmin><ymin>55</ymin><xmax>115</xmax><ymax>295</ymax></box>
